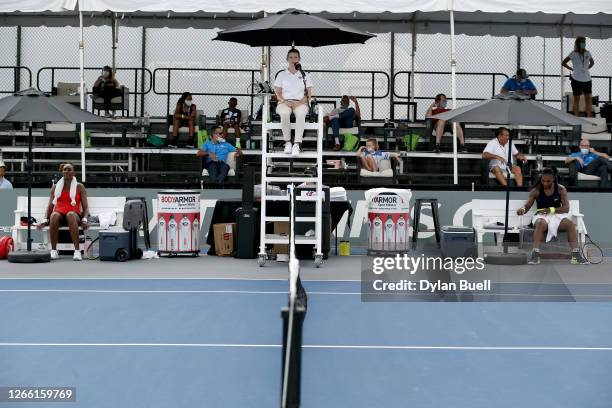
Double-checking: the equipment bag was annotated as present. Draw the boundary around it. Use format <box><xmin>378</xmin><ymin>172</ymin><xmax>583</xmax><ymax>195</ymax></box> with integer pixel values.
<box><xmin>342</xmin><ymin>133</ymin><xmax>360</xmax><ymax>152</ymax></box>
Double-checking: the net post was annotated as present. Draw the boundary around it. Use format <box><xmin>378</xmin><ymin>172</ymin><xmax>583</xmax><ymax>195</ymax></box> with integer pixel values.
<box><xmin>280</xmin><ymin>305</ymin><xmax>306</xmax><ymax>408</ymax></box>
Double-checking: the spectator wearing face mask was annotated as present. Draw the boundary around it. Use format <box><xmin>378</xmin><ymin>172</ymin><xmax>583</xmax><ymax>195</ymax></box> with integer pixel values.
<box><xmin>196</xmin><ymin>125</ymin><xmax>242</xmax><ymax>184</ymax></box>
<box><xmin>564</xmin><ymin>138</ymin><xmax>610</xmax><ymax>188</ymax></box>
<box><xmin>169</xmin><ymin>92</ymin><xmax>197</xmax><ymax>148</ymax></box>
<box><xmin>500</xmin><ymin>68</ymin><xmax>538</xmax><ymax>99</ymax></box>
<box><xmin>220</xmin><ymin>97</ymin><xmax>242</xmax><ymax>139</ymax></box>
<box><xmin>92</xmin><ymin>65</ymin><xmax>122</xmax><ymax>118</ymax></box>
<box><xmin>426</xmin><ymin>93</ymin><xmax>466</xmax><ymax>154</ymax></box>
<box><xmin>357</xmin><ymin>138</ymin><xmax>400</xmax><ymax>172</ymax></box>
<box><xmin>563</xmin><ymin>36</ymin><xmax>595</xmax><ymax>117</ymax></box>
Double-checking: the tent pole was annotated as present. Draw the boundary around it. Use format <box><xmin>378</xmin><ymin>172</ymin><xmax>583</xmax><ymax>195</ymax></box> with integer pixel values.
<box><xmin>560</xmin><ymin>14</ymin><xmax>567</xmax><ymax>111</ymax></box>
<box><xmin>112</xmin><ymin>14</ymin><xmax>117</xmax><ymax>73</ymax></box>
<box><xmin>450</xmin><ymin>1</ymin><xmax>458</xmax><ymax>184</ymax></box>
<box><xmin>410</xmin><ymin>13</ymin><xmax>416</xmax><ymax>103</ymax></box>
<box><xmin>79</xmin><ymin>0</ymin><xmax>86</xmax><ymax>181</ymax></box>
<box><xmin>27</xmin><ymin>122</ymin><xmax>33</xmax><ymax>252</ymax></box>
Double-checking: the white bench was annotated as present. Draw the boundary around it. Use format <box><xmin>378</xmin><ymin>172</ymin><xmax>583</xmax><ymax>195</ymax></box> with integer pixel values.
<box><xmin>13</xmin><ymin>196</ymin><xmax>126</xmax><ymax>250</ymax></box>
<box><xmin>471</xmin><ymin>199</ymin><xmax>586</xmax><ymax>257</ymax></box>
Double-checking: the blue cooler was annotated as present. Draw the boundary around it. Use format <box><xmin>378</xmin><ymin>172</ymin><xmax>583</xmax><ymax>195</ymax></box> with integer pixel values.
<box><xmin>440</xmin><ymin>226</ymin><xmax>476</xmax><ymax>258</ymax></box>
<box><xmin>99</xmin><ymin>230</ymin><xmax>132</xmax><ymax>261</ymax></box>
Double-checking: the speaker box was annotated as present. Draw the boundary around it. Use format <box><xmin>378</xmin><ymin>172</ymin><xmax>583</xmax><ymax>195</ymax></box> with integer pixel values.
<box><xmin>235</xmin><ymin>207</ymin><xmax>259</xmax><ymax>259</ymax></box>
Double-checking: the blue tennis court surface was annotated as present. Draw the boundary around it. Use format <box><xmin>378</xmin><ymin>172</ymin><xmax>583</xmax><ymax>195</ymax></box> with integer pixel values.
<box><xmin>2</xmin><ymin>278</ymin><xmax>612</xmax><ymax>407</ymax></box>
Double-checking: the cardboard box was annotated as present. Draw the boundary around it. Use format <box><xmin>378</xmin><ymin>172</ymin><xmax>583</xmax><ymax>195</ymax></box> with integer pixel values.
<box><xmin>272</xmin><ymin>221</ymin><xmax>289</xmax><ymax>255</ymax></box>
<box><xmin>213</xmin><ymin>223</ymin><xmax>236</xmax><ymax>256</ymax></box>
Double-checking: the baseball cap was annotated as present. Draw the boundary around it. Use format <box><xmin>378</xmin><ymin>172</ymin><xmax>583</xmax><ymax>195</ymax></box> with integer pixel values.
<box><xmin>0</xmin><ymin>161</ymin><xmax>6</xmax><ymax>168</ymax></box>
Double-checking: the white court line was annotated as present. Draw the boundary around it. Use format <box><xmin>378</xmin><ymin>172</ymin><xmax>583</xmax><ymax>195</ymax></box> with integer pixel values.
<box><xmin>0</xmin><ymin>289</ymin><xmax>358</xmax><ymax>295</ymax></box>
<box><xmin>0</xmin><ymin>343</ymin><xmax>612</xmax><ymax>351</ymax></box>
<box><xmin>0</xmin><ymin>289</ymin><xmax>611</xmax><ymax>298</ymax></box>
<box><xmin>0</xmin><ymin>277</ymin><xmax>362</xmax><ymax>282</ymax></box>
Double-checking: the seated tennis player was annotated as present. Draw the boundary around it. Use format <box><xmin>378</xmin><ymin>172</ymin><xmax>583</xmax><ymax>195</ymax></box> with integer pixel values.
<box><xmin>516</xmin><ymin>167</ymin><xmax>588</xmax><ymax>265</ymax></box>
<box><xmin>37</xmin><ymin>162</ymin><xmax>89</xmax><ymax>261</ymax></box>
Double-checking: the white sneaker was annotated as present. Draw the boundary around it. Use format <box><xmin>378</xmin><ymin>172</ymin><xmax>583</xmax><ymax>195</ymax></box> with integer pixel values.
<box><xmin>50</xmin><ymin>250</ymin><xmax>59</xmax><ymax>260</ymax></box>
<box><xmin>291</xmin><ymin>143</ymin><xmax>301</xmax><ymax>157</ymax></box>
<box><xmin>73</xmin><ymin>250</ymin><xmax>82</xmax><ymax>261</ymax></box>
<box><xmin>283</xmin><ymin>142</ymin><xmax>292</xmax><ymax>154</ymax></box>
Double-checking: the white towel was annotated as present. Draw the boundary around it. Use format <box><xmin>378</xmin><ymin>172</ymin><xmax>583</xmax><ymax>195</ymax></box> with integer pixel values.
<box><xmin>532</xmin><ymin>213</ymin><xmax>571</xmax><ymax>242</ymax></box>
<box><xmin>52</xmin><ymin>176</ymin><xmax>78</xmax><ymax>207</ymax></box>
<box><xmin>97</xmin><ymin>211</ymin><xmax>117</xmax><ymax>229</ymax></box>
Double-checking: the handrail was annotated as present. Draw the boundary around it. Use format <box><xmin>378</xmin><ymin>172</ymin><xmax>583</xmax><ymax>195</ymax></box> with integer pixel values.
<box><xmin>153</xmin><ymin>67</ymin><xmax>390</xmax><ymax>119</ymax></box>
<box><xmin>274</xmin><ymin>69</ymin><xmax>390</xmax><ymax>120</ymax></box>
<box><xmin>528</xmin><ymin>74</ymin><xmax>612</xmax><ymax>105</ymax></box>
<box><xmin>36</xmin><ymin>67</ymin><xmax>153</xmax><ymax>116</ymax></box>
<box><xmin>152</xmin><ymin>67</ymin><xmax>259</xmax><ymax>119</ymax></box>
<box><xmin>0</xmin><ymin>66</ymin><xmax>32</xmax><ymax>94</ymax></box>
<box><xmin>393</xmin><ymin>71</ymin><xmax>509</xmax><ymax>101</ymax></box>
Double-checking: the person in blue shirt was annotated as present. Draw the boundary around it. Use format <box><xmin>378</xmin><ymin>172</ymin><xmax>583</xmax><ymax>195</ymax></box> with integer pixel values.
<box><xmin>196</xmin><ymin>126</ymin><xmax>241</xmax><ymax>184</ymax></box>
<box><xmin>500</xmin><ymin>68</ymin><xmax>537</xmax><ymax>99</ymax></box>
<box><xmin>564</xmin><ymin>138</ymin><xmax>610</xmax><ymax>188</ymax></box>
<box><xmin>357</xmin><ymin>138</ymin><xmax>400</xmax><ymax>172</ymax></box>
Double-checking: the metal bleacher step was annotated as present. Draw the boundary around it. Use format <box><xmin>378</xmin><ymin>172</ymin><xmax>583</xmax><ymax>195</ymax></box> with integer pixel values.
<box><xmin>265</xmin><ymin>122</ymin><xmax>320</xmax><ymax>130</ymax></box>
<box><xmin>266</xmin><ymin>176</ymin><xmax>319</xmax><ymax>183</ymax></box>
<box><xmin>265</xmin><ymin>152</ymin><xmax>320</xmax><ymax>159</ymax></box>
<box><xmin>265</xmin><ymin>216</ymin><xmax>317</xmax><ymax>222</ymax></box>
<box><xmin>265</xmin><ymin>234</ymin><xmax>318</xmax><ymax>245</ymax></box>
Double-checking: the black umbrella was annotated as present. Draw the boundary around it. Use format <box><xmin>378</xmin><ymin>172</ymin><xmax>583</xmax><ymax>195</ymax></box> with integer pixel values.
<box><xmin>432</xmin><ymin>94</ymin><xmax>593</xmax><ymax>262</ymax></box>
<box><xmin>1</xmin><ymin>88</ymin><xmax>110</xmax><ymax>263</ymax></box>
<box><xmin>213</xmin><ymin>8</ymin><xmax>375</xmax><ymax>47</ymax></box>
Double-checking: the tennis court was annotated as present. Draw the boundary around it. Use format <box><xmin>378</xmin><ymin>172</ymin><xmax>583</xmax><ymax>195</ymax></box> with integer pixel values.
<box><xmin>2</xmin><ymin>257</ymin><xmax>612</xmax><ymax>407</ymax></box>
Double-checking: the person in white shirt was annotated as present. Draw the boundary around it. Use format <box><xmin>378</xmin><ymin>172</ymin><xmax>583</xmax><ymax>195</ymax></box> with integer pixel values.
<box><xmin>562</xmin><ymin>36</ymin><xmax>595</xmax><ymax>117</ymax></box>
<box><xmin>0</xmin><ymin>161</ymin><xmax>13</xmax><ymax>189</ymax></box>
<box><xmin>482</xmin><ymin>127</ymin><xmax>527</xmax><ymax>186</ymax></box>
<box><xmin>274</xmin><ymin>48</ymin><xmax>313</xmax><ymax>157</ymax></box>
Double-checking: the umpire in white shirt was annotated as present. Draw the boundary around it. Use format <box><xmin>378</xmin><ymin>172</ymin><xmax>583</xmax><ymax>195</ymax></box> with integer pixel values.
<box><xmin>274</xmin><ymin>48</ymin><xmax>313</xmax><ymax>157</ymax></box>
<box><xmin>482</xmin><ymin>127</ymin><xmax>528</xmax><ymax>186</ymax></box>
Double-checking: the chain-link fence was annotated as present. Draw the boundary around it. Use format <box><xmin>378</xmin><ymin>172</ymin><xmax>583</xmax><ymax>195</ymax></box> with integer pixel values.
<box><xmin>3</xmin><ymin>25</ymin><xmax>612</xmax><ymax>121</ymax></box>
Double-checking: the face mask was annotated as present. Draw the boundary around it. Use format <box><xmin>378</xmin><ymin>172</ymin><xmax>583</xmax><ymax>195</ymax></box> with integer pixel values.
<box><xmin>581</xmin><ymin>148</ymin><xmax>589</xmax><ymax>155</ymax></box>
<box><xmin>580</xmin><ymin>42</ymin><xmax>586</xmax><ymax>49</ymax></box>
<box><xmin>217</xmin><ymin>137</ymin><xmax>226</xmax><ymax>143</ymax></box>
<box><xmin>439</xmin><ymin>100</ymin><xmax>447</xmax><ymax>108</ymax></box>
<box><xmin>367</xmin><ymin>147</ymin><xmax>375</xmax><ymax>153</ymax></box>
<box><xmin>103</xmin><ymin>71</ymin><xmax>110</xmax><ymax>78</ymax></box>
<box><xmin>185</xmin><ymin>100</ymin><xmax>193</xmax><ymax>107</ymax></box>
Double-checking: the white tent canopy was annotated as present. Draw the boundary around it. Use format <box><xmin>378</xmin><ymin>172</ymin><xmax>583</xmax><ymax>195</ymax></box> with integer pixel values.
<box><xmin>1</xmin><ymin>1</ymin><xmax>612</xmax><ymax>38</ymax></box>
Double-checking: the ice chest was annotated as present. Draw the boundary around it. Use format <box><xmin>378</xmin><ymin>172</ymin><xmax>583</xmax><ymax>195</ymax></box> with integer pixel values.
<box><xmin>440</xmin><ymin>226</ymin><xmax>476</xmax><ymax>258</ymax></box>
<box><xmin>99</xmin><ymin>230</ymin><xmax>132</xmax><ymax>261</ymax></box>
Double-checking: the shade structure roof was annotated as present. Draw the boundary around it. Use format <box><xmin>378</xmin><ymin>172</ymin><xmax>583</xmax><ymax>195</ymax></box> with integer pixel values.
<box><xmin>1</xmin><ymin>1</ymin><xmax>611</xmax><ymax>38</ymax></box>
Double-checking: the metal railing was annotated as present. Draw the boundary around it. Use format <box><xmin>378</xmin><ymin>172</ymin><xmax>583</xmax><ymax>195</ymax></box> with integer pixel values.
<box><xmin>0</xmin><ymin>66</ymin><xmax>32</xmax><ymax>95</ymax></box>
<box><xmin>152</xmin><ymin>67</ymin><xmax>390</xmax><ymax>119</ymax></box>
<box><xmin>36</xmin><ymin>67</ymin><xmax>153</xmax><ymax>116</ymax></box>
<box><xmin>528</xmin><ymin>74</ymin><xmax>612</xmax><ymax>105</ymax></box>
<box><xmin>274</xmin><ymin>69</ymin><xmax>390</xmax><ymax>120</ymax></box>
<box><xmin>393</xmin><ymin>71</ymin><xmax>612</xmax><ymax>120</ymax></box>
<box><xmin>152</xmin><ymin>67</ymin><xmax>259</xmax><ymax>119</ymax></box>
<box><xmin>393</xmin><ymin>71</ymin><xmax>509</xmax><ymax>101</ymax></box>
